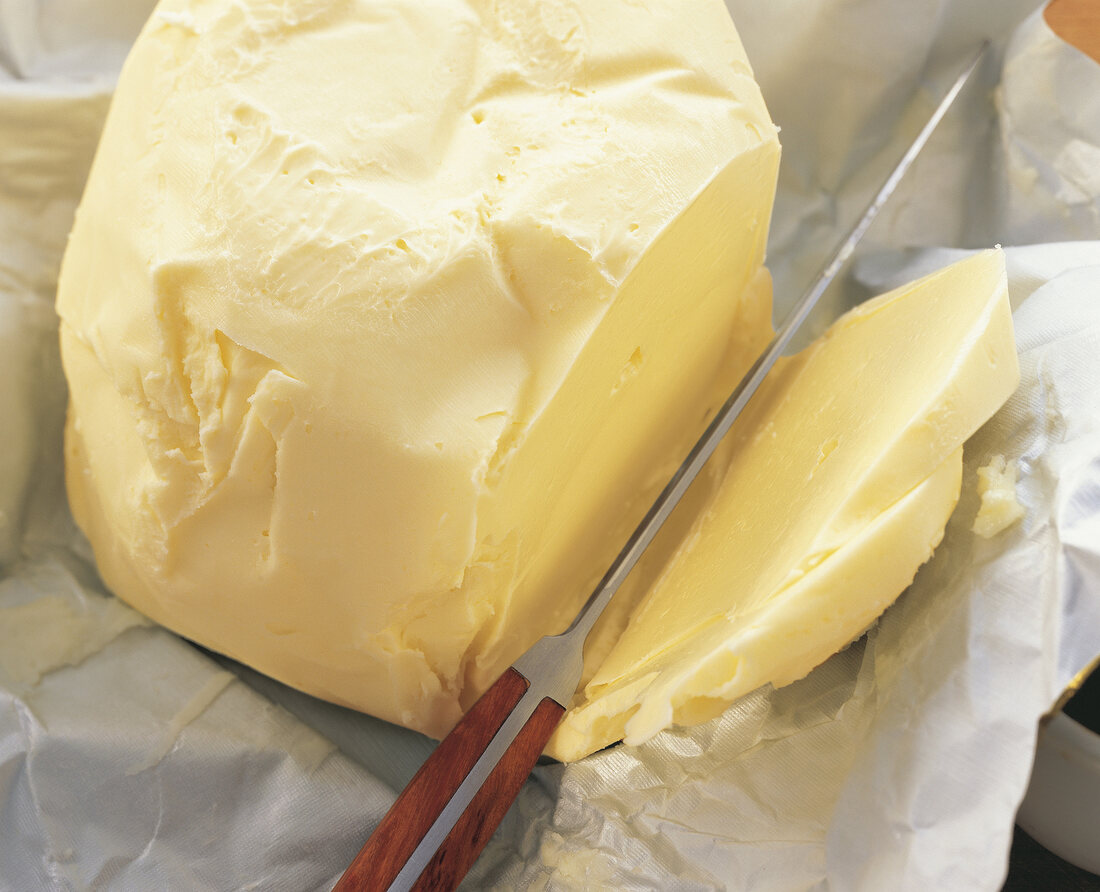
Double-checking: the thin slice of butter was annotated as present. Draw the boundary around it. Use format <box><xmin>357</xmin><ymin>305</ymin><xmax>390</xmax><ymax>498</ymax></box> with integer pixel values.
<box><xmin>57</xmin><ymin>0</ymin><xmax>778</xmax><ymax>740</ymax></box>
<box><xmin>973</xmin><ymin>454</ymin><xmax>1026</xmax><ymax>538</ymax></box>
<box><xmin>548</xmin><ymin>249</ymin><xmax>1019</xmax><ymax>761</ymax></box>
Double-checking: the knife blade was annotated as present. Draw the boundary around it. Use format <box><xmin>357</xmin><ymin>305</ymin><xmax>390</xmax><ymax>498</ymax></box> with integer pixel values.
<box><xmin>333</xmin><ymin>41</ymin><xmax>988</xmax><ymax>892</ymax></box>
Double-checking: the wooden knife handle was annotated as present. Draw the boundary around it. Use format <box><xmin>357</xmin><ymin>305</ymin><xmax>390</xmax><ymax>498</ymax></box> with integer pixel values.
<box><xmin>333</xmin><ymin>667</ymin><xmax>565</xmax><ymax>892</ymax></box>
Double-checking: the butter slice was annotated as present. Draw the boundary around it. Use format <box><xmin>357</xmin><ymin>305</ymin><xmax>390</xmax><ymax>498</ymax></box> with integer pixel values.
<box><xmin>57</xmin><ymin>0</ymin><xmax>778</xmax><ymax>740</ymax></box>
<box><xmin>549</xmin><ymin>249</ymin><xmax>1018</xmax><ymax>761</ymax></box>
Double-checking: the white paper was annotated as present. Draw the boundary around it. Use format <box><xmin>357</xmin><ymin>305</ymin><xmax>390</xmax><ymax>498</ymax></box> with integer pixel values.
<box><xmin>1</xmin><ymin>3</ymin><xmax>1098</xmax><ymax>890</ymax></box>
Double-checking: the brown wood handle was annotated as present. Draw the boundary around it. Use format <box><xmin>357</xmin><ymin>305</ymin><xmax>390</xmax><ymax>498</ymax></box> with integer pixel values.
<box><xmin>333</xmin><ymin>668</ymin><xmax>565</xmax><ymax>891</ymax></box>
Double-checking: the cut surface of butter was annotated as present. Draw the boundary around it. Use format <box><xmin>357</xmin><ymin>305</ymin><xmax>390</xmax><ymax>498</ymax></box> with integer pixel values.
<box><xmin>57</xmin><ymin>0</ymin><xmax>778</xmax><ymax>739</ymax></box>
<box><xmin>548</xmin><ymin>249</ymin><xmax>1019</xmax><ymax>761</ymax></box>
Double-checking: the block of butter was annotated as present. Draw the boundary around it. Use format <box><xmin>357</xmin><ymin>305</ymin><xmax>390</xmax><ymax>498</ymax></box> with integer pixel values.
<box><xmin>57</xmin><ymin>0</ymin><xmax>1019</xmax><ymax>762</ymax></box>
<box><xmin>57</xmin><ymin>0</ymin><xmax>779</xmax><ymax>742</ymax></box>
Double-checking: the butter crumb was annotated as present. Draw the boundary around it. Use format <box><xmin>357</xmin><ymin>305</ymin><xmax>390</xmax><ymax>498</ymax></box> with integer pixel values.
<box><xmin>156</xmin><ymin>10</ymin><xmax>200</xmax><ymax>34</ymax></box>
<box><xmin>973</xmin><ymin>454</ymin><xmax>1025</xmax><ymax>538</ymax></box>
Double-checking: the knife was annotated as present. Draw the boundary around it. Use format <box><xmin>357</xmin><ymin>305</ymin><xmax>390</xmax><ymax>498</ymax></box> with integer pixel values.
<box><xmin>333</xmin><ymin>42</ymin><xmax>988</xmax><ymax>892</ymax></box>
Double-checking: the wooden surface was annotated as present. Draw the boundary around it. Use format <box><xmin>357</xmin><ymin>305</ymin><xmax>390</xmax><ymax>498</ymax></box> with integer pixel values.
<box><xmin>332</xmin><ymin>668</ymin><xmax>564</xmax><ymax>891</ymax></box>
<box><xmin>1046</xmin><ymin>0</ymin><xmax>1100</xmax><ymax>63</ymax></box>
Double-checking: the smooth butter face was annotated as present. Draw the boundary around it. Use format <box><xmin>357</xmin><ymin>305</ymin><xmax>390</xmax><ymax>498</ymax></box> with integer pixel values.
<box><xmin>57</xmin><ymin>0</ymin><xmax>779</xmax><ymax>738</ymax></box>
<box><xmin>548</xmin><ymin>249</ymin><xmax>1018</xmax><ymax>761</ymax></box>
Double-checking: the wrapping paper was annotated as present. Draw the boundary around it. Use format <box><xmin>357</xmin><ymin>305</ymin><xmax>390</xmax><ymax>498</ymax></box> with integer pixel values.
<box><xmin>2</xmin><ymin>2</ymin><xmax>1098</xmax><ymax>889</ymax></box>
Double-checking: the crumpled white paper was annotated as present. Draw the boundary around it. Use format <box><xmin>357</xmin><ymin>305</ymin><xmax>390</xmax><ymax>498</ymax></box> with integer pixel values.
<box><xmin>1</xmin><ymin>3</ymin><xmax>1098</xmax><ymax>890</ymax></box>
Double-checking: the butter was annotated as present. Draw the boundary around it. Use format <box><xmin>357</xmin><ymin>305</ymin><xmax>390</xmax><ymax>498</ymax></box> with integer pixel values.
<box><xmin>549</xmin><ymin>249</ymin><xmax>1018</xmax><ymax>760</ymax></box>
<box><xmin>57</xmin><ymin>0</ymin><xmax>779</xmax><ymax>741</ymax></box>
<box><xmin>973</xmin><ymin>454</ymin><xmax>1026</xmax><ymax>538</ymax></box>
<box><xmin>58</xmin><ymin>3</ymin><xmax>1019</xmax><ymax>763</ymax></box>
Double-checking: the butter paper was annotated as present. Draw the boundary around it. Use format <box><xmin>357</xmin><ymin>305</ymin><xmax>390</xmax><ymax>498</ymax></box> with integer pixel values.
<box><xmin>1</xmin><ymin>3</ymin><xmax>1098</xmax><ymax>890</ymax></box>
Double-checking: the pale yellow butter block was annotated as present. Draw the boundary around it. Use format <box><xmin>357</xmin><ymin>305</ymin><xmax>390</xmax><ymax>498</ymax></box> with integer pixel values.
<box><xmin>57</xmin><ymin>0</ymin><xmax>779</xmax><ymax>738</ymax></box>
<box><xmin>549</xmin><ymin>249</ymin><xmax>1018</xmax><ymax>761</ymax></box>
